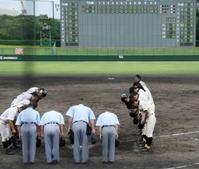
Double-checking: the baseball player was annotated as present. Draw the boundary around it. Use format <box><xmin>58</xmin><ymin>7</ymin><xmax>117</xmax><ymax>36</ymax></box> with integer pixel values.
<box><xmin>15</xmin><ymin>106</ymin><xmax>40</xmax><ymax>164</ymax></box>
<box><xmin>96</xmin><ymin>111</ymin><xmax>120</xmax><ymax>163</ymax></box>
<box><xmin>66</xmin><ymin>104</ymin><xmax>96</xmax><ymax>164</ymax></box>
<box><xmin>132</xmin><ymin>92</ymin><xmax>156</xmax><ymax>151</ymax></box>
<box><xmin>11</xmin><ymin>87</ymin><xmax>47</xmax><ymax>108</ymax></box>
<box><xmin>0</xmin><ymin>101</ymin><xmax>29</xmax><ymax>154</ymax></box>
<box><xmin>39</xmin><ymin>110</ymin><xmax>65</xmax><ymax>164</ymax></box>
<box><xmin>134</xmin><ymin>74</ymin><xmax>147</xmax><ymax>88</ymax></box>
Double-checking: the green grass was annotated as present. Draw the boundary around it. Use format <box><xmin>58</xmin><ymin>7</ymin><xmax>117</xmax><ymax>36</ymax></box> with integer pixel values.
<box><xmin>0</xmin><ymin>45</ymin><xmax>199</xmax><ymax>55</ymax></box>
<box><xmin>0</xmin><ymin>62</ymin><xmax>199</xmax><ymax>76</ymax></box>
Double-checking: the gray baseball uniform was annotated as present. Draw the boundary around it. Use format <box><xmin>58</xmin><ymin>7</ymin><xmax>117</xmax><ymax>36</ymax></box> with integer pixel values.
<box><xmin>16</xmin><ymin>107</ymin><xmax>40</xmax><ymax>163</ymax></box>
<box><xmin>66</xmin><ymin>104</ymin><xmax>96</xmax><ymax>163</ymax></box>
<box><xmin>39</xmin><ymin>110</ymin><xmax>65</xmax><ymax>163</ymax></box>
<box><xmin>96</xmin><ymin>112</ymin><xmax>120</xmax><ymax>162</ymax></box>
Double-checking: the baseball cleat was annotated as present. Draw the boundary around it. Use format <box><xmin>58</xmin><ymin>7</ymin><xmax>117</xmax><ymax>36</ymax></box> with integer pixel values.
<box><xmin>144</xmin><ymin>144</ymin><xmax>151</xmax><ymax>151</ymax></box>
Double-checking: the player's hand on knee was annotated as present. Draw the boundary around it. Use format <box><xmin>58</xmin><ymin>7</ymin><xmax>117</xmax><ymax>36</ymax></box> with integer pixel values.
<box><xmin>12</xmin><ymin>128</ymin><xmax>17</xmax><ymax>135</ymax></box>
<box><xmin>91</xmin><ymin>128</ymin><xmax>96</xmax><ymax>134</ymax></box>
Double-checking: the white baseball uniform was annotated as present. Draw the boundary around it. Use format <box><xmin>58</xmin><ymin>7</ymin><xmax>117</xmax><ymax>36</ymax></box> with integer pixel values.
<box><xmin>0</xmin><ymin>107</ymin><xmax>19</xmax><ymax>141</ymax></box>
<box><xmin>10</xmin><ymin>87</ymin><xmax>39</xmax><ymax>107</ymax></box>
<box><xmin>139</xmin><ymin>100</ymin><xmax>156</xmax><ymax>138</ymax></box>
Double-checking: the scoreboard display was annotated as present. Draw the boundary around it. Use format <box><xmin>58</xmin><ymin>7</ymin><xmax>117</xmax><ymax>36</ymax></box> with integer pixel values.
<box><xmin>60</xmin><ymin>0</ymin><xmax>196</xmax><ymax>47</ymax></box>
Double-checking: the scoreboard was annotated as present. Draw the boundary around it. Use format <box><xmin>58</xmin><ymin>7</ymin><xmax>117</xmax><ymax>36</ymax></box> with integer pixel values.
<box><xmin>60</xmin><ymin>0</ymin><xmax>196</xmax><ymax>47</ymax></box>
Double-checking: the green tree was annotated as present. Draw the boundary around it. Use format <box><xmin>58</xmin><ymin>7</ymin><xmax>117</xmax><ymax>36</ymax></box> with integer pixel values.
<box><xmin>0</xmin><ymin>15</ymin><xmax>60</xmax><ymax>46</ymax></box>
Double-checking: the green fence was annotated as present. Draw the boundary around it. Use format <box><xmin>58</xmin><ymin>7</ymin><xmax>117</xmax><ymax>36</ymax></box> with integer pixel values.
<box><xmin>1</xmin><ymin>55</ymin><xmax>199</xmax><ymax>61</ymax></box>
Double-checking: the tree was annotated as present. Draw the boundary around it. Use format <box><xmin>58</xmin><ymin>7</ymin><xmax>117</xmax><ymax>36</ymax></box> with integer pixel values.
<box><xmin>0</xmin><ymin>15</ymin><xmax>60</xmax><ymax>46</ymax></box>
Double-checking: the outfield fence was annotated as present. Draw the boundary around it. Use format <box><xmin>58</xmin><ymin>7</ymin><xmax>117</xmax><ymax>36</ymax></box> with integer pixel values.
<box><xmin>1</xmin><ymin>54</ymin><xmax>199</xmax><ymax>61</ymax></box>
<box><xmin>0</xmin><ymin>44</ymin><xmax>199</xmax><ymax>56</ymax></box>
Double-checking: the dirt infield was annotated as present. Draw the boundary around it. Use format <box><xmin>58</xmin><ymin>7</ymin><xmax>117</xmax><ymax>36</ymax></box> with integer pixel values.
<box><xmin>0</xmin><ymin>76</ymin><xmax>199</xmax><ymax>169</ymax></box>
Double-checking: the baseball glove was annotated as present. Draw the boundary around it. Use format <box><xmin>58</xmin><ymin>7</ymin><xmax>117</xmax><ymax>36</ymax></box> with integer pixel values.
<box><xmin>133</xmin><ymin>117</ymin><xmax>139</xmax><ymax>124</ymax></box>
<box><xmin>91</xmin><ymin>133</ymin><xmax>97</xmax><ymax>144</ymax></box>
<box><xmin>68</xmin><ymin>129</ymin><xmax>74</xmax><ymax>145</ymax></box>
<box><xmin>36</xmin><ymin>136</ymin><xmax>41</xmax><ymax>147</ymax></box>
<box><xmin>137</xmin><ymin>122</ymin><xmax>145</xmax><ymax>129</ymax></box>
<box><xmin>129</xmin><ymin>111</ymin><xmax>135</xmax><ymax>117</ymax></box>
<box><xmin>115</xmin><ymin>139</ymin><xmax>120</xmax><ymax>147</ymax></box>
<box><xmin>60</xmin><ymin>137</ymin><xmax>66</xmax><ymax>147</ymax></box>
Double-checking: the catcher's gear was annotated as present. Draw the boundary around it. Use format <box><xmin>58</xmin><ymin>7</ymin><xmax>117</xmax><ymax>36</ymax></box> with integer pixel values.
<box><xmin>121</xmin><ymin>93</ymin><xmax>128</xmax><ymax>102</ymax></box>
<box><xmin>138</xmin><ymin>122</ymin><xmax>145</xmax><ymax>129</ymax></box>
<box><xmin>133</xmin><ymin>113</ymin><xmax>142</xmax><ymax>124</ymax></box>
<box><xmin>129</xmin><ymin>108</ymin><xmax>139</xmax><ymax>117</ymax></box>
<box><xmin>68</xmin><ymin>129</ymin><xmax>74</xmax><ymax>144</ymax></box>
<box><xmin>91</xmin><ymin>133</ymin><xmax>97</xmax><ymax>144</ymax></box>
<box><xmin>129</xmin><ymin>86</ymin><xmax>135</xmax><ymax>94</ymax></box>
<box><xmin>36</xmin><ymin>136</ymin><xmax>41</xmax><ymax>147</ymax></box>
<box><xmin>33</xmin><ymin>102</ymin><xmax>38</xmax><ymax>109</ymax></box>
<box><xmin>133</xmin><ymin>117</ymin><xmax>139</xmax><ymax>124</ymax></box>
<box><xmin>121</xmin><ymin>94</ymin><xmax>132</xmax><ymax>109</ymax></box>
<box><xmin>115</xmin><ymin>139</ymin><xmax>120</xmax><ymax>147</ymax></box>
<box><xmin>60</xmin><ymin>137</ymin><xmax>66</xmax><ymax>147</ymax></box>
<box><xmin>86</xmin><ymin>124</ymin><xmax>92</xmax><ymax>136</ymax></box>
<box><xmin>38</xmin><ymin>88</ymin><xmax>47</xmax><ymax>98</ymax></box>
<box><xmin>129</xmin><ymin>111</ymin><xmax>136</xmax><ymax>118</ymax></box>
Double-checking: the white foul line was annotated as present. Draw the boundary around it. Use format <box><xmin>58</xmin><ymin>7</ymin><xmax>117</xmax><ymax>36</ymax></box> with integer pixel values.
<box><xmin>124</xmin><ymin>130</ymin><xmax>199</xmax><ymax>143</ymax></box>
<box><xmin>157</xmin><ymin>130</ymin><xmax>199</xmax><ymax>138</ymax></box>
<box><xmin>162</xmin><ymin>162</ymin><xmax>199</xmax><ymax>169</ymax></box>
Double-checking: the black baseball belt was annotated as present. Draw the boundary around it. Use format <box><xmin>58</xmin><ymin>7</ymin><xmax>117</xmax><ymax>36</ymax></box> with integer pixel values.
<box><xmin>73</xmin><ymin>120</ymin><xmax>88</xmax><ymax>124</ymax></box>
<box><xmin>102</xmin><ymin>125</ymin><xmax>115</xmax><ymax>128</ymax></box>
<box><xmin>44</xmin><ymin>122</ymin><xmax>59</xmax><ymax>126</ymax></box>
<box><xmin>21</xmin><ymin>122</ymin><xmax>37</xmax><ymax>125</ymax></box>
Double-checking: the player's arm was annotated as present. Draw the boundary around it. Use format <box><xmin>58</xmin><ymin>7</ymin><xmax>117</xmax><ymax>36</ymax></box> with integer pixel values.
<box><xmin>37</xmin><ymin>125</ymin><xmax>40</xmax><ymax>137</ymax></box>
<box><xmin>98</xmin><ymin>127</ymin><xmax>102</xmax><ymax>140</ymax></box>
<box><xmin>8</xmin><ymin>120</ymin><xmax>17</xmax><ymax>135</ymax></box>
<box><xmin>115</xmin><ymin>125</ymin><xmax>119</xmax><ymax>139</ymax></box>
<box><xmin>17</xmin><ymin>126</ymin><xmax>21</xmax><ymax>137</ymax></box>
<box><xmin>40</xmin><ymin>125</ymin><xmax>44</xmax><ymax>138</ymax></box>
<box><xmin>90</xmin><ymin>119</ymin><xmax>96</xmax><ymax>134</ymax></box>
<box><xmin>67</xmin><ymin>117</ymin><xmax>73</xmax><ymax>134</ymax></box>
<box><xmin>60</xmin><ymin>125</ymin><xmax>64</xmax><ymax>138</ymax></box>
<box><xmin>143</xmin><ymin>110</ymin><xmax>149</xmax><ymax>123</ymax></box>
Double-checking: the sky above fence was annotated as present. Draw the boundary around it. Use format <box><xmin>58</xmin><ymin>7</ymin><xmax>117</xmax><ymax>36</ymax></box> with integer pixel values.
<box><xmin>0</xmin><ymin>0</ymin><xmax>60</xmax><ymax>18</ymax></box>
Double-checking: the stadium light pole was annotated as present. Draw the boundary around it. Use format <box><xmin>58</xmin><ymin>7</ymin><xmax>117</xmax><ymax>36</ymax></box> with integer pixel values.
<box><xmin>52</xmin><ymin>0</ymin><xmax>55</xmax><ymax>47</ymax></box>
<box><xmin>33</xmin><ymin>0</ymin><xmax>36</xmax><ymax>46</ymax></box>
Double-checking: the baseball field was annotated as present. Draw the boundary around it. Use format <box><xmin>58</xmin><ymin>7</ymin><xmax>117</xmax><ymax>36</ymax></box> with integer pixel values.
<box><xmin>1</xmin><ymin>62</ymin><xmax>199</xmax><ymax>76</ymax></box>
<box><xmin>0</xmin><ymin>61</ymin><xmax>199</xmax><ymax>169</ymax></box>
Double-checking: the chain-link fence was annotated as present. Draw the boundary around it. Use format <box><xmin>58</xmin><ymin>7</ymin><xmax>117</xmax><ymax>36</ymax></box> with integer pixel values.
<box><xmin>0</xmin><ymin>0</ymin><xmax>198</xmax><ymax>56</ymax></box>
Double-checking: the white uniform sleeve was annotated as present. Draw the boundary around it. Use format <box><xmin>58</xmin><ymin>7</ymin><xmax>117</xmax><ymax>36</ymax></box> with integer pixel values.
<box><xmin>59</xmin><ymin>114</ymin><xmax>65</xmax><ymax>125</ymax></box>
<box><xmin>96</xmin><ymin>115</ymin><xmax>102</xmax><ymax>127</ymax></box>
<box><xmin>66</xmin><ymin>107</ymin><xmax>74</xmax><ymax>118</ymax></box>
<box><xmin>114</xmin><ymin>115</ymin><xmax>120</xmax><ymax>125</ymax></box>
<box><xmin>89</xmin><ymin>109</ymin><xmax>96</xmax><ymax>120</ymax></box>
<box><xmin>140</xmin><ymin>81</ymin><xmax>147</xmax><ymax>88</ymax></box>
<box><xmin>140</xmin><ymin>101</ymin><xmax>149</xmax><ymax>112</ymax></box>
<box><xmin>15</xmin><ymin>113</ymin><xmax>21</xmax><ymax>125</ymax></box>
<box><xmin>35</xmin><ymin>112</ymin><xmax>40</xmax><ymax>125</ymax></box>
<box><xmin>27</xmin><ymin>87</ymin><xmax>39</xmax><ymax>94</ymax></box>
<box><xmin>39</xmin><ymin>115</ymin><xmax>45</xmax><ymax>126</ymax></box>
<box><xmin>7</xmin><ymin>108</ymin><xmax>18</xmax><ymax>121</ymax></box>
